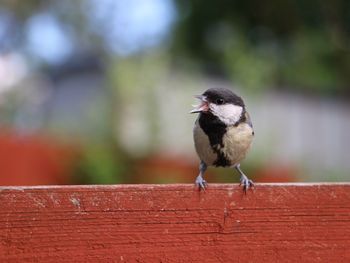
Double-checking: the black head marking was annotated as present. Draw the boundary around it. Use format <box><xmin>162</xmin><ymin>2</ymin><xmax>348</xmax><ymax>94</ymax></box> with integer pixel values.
<box><xmin>203</xmin><ymin>87</ymin><xmax>245</xmax><ymax>108</ymax></box>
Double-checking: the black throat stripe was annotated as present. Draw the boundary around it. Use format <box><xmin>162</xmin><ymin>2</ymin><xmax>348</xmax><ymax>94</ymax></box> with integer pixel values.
<box><xmin>198</xmin><ymin>113</ymin><xmax>231</xmax><ymax>167</ymax></box>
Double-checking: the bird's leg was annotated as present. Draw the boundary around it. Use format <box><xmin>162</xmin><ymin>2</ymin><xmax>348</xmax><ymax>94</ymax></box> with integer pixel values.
<box><xmin>195</xmin><ymin>161</ymin><xmax>207</xmax><ymax>190</ymax></box>
<box><xmin>235</xmin><ymin>164</ymin><xmax>254</xmax><ymax>194</ymax></box>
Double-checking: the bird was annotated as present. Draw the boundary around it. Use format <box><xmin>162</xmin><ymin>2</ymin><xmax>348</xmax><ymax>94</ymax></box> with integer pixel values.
<box><xmin>190</xmin><ymin>87</ymin><xmax>254</xmax><ymax>193</ymax></box>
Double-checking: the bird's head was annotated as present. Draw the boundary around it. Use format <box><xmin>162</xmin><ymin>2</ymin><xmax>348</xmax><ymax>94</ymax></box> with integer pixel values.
<box><xmin>190</xmin><ymin>87</ymin><xmax>245</xmax><ymax>126</ymax></box>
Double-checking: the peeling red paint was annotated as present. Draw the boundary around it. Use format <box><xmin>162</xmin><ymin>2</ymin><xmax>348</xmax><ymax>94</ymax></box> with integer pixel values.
<box><xmin>0</xmin><ymin>184</ymin><xmax>349</xmax><ymax>262</ymax></box>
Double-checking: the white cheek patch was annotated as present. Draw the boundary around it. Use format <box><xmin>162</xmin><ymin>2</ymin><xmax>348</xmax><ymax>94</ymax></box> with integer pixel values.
<box><xmin>210</xmin><ymin>104</ymin><xmax>243</xmax><ymax>125</ymax></box>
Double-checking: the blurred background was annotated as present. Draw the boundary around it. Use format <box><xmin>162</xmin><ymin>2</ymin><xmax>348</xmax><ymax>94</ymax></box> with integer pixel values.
<box><xmin>0</xmin><ymin>0</ymin><xmax>349</xmax><ymax>186</ymax></box>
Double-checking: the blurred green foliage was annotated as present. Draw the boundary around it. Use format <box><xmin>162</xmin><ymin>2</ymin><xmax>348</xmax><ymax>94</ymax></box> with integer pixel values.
<box><xmin>74</xmin><ymin>144</ymin><xmax>127</xmax><ymax>184</ymax></box>
<box><xmin>173</xmin><ymin>0</ymin><xmax>350</xmax><ymax>95</ymax></box>
<box><xmin>2</xmin><ymin>0</ymin><xmax>350</xmax><ymax>95</ymax></box>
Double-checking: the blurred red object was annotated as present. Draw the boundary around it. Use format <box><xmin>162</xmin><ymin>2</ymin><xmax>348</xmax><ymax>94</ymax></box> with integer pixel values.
<box><xmin>0</xmin><ymin>131</ymin><xmax>78</xmax><ymax>186</ymax></box>
<box><xmin>254</xmin><ymin>164</ymin><xmax>298</xmax><ymax>183</ymax></box>
<box><xmin>133</xmin><ymin>153</ymin><xmax>216</xmax><ymax>184</ymax></box>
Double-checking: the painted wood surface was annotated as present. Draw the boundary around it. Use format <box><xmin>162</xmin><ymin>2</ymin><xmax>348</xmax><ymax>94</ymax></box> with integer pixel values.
<box><xmin>0</xmin><ymin>183</ymin><xmax>350</xmax><ymax>262</ymax></box>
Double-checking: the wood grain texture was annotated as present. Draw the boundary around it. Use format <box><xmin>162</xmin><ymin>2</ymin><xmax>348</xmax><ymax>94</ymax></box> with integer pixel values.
<box><xmin>1</xmin><ymin>183</ymin><xmax>350</xmax><ymax>262</ymax></box>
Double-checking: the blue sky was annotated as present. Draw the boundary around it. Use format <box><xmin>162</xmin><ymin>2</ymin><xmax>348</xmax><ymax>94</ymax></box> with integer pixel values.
<box><xmin>25</xmin><ymin>0</ymin><xmax>177</xmax><ymax>64</ymax></box>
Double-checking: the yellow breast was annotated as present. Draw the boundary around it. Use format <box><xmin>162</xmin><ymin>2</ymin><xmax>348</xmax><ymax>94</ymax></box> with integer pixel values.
<box><xmin>193</xmin><ymin>121</ymin><xmax>254</xmax><ymax>167</ymax></box>
<box><xmin>221</xmin><ymin>123</ymin><xmax>254</xmax><ymax>166</ymax></box>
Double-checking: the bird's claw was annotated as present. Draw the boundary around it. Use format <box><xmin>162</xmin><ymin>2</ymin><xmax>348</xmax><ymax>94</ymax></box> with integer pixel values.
<box><xmin>195</xmin><ymin>175</ymin><xmax>207</xmax><ymax>191</ymax></box>
<box><xmin>240</xmin><ymin>176</ymin><xmax>254</xmax><ymax>194</ymax></box>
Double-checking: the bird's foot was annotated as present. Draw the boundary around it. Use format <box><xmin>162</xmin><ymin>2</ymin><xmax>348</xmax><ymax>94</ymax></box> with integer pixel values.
<box><xmin>239</xmin><ymin>175</ymin><xmax>254</xmax><ymax>194</ymax></box>
<box><xmin>195</xmin><ymin>175</ymin><xmax>207</xmax><ymax>191</ymax></box>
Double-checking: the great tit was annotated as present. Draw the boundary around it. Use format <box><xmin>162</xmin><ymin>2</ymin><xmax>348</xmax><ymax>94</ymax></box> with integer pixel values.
<box><xmin>191</xmin><ymin>87</ymin><xmax>254</xmax><ymax>192</ymax></box>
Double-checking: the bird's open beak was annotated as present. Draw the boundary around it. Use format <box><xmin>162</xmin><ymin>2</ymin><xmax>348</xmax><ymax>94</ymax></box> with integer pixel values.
<box><xmin>190</xmin><ymin>95</ymin><xmax>209</xmax><ymax>113</ymax></box>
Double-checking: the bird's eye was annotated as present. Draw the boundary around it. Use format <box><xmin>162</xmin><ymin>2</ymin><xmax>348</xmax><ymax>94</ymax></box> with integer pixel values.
<box><xmin>216</xmin><ymin>98</ymin><xmax>224</xmax><ymax>105</ymax></box>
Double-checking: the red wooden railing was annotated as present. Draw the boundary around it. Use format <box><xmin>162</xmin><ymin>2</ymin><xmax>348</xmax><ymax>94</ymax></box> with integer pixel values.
<box><xmin>1</xmin><ymin>183</ymin><xmax>349</xmax><ymax>262</ymax></box>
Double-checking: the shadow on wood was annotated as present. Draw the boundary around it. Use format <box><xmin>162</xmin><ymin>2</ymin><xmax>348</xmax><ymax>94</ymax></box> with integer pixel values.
<box><xmin>1</xmin><ymin>183</ymin><xmax>350</xmax><ymax>262</ymax></box>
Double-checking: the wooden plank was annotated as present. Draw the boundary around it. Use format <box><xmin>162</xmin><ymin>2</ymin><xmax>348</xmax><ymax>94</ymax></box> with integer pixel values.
<box><xmin>0</xmin><ymin>183</ymin><xmax>350</xmax><ymax>262</ymax></box>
